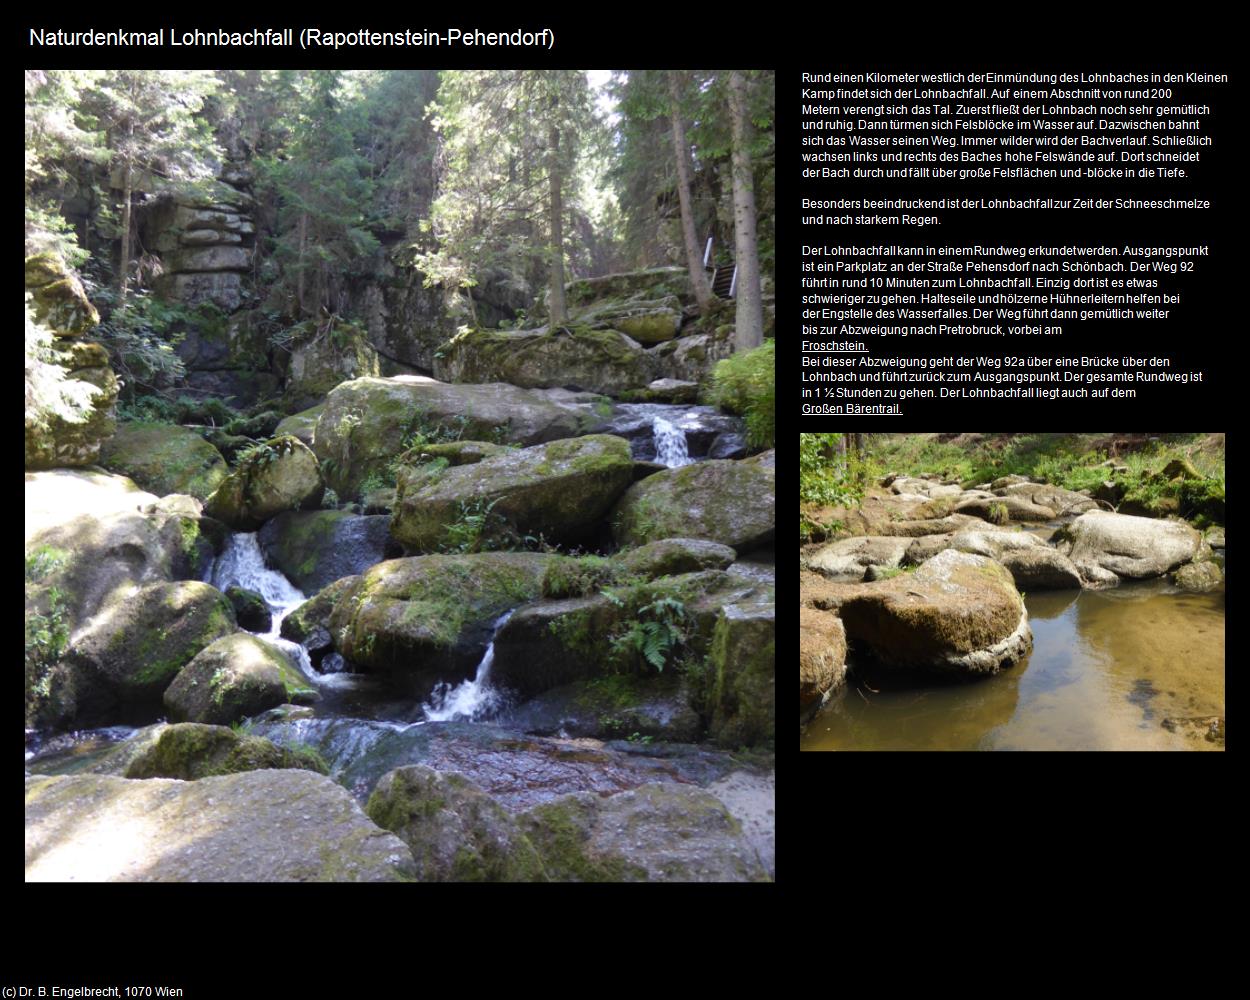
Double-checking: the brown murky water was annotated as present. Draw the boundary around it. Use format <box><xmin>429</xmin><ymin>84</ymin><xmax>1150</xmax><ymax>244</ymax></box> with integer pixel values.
<box><xmin>800</xmin><ymin>579</ymin><xmax>1225</xmax><ymax>751</ymax></box>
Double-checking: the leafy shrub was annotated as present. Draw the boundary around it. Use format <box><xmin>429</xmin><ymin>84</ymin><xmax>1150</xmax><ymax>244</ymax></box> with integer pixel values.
<box><xmin>605</xmin><ymin>591</ymin><xmax>687</xmax><ymax>672</ymax></box>
<box><xmin>705</xmin><ymin>339</ymin><xmax>774</xmax><ymax>449</ymax></box>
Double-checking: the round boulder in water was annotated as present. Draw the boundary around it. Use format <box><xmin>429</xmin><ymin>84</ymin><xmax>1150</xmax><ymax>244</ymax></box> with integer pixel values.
<box><xmin>225</xmin><ymin>585</ymin><xmax>272</xmax><ymax>633</ymax></box>
<box><xmin>164</xmin><ymin>633</ymin><xmax>317</xmax><ymax>726</ymax></box>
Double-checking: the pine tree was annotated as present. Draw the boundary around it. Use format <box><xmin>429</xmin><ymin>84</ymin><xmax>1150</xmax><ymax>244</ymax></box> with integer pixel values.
<box><xmin>82</xmin><ymin>71</ymin><xmax>222</xmax><ymax>303</ymax></box>
<box><xmin>727</xmin><ymin>70</ymin><xmax>764</xmax><ymax>351</ymax></box>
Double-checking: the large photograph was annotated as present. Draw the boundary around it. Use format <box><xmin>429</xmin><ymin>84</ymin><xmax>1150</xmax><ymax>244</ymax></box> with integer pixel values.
<box><xmin>25</xmin><ymin>69</ymin><xmax>776</xmax><ymax>881</ymax></box>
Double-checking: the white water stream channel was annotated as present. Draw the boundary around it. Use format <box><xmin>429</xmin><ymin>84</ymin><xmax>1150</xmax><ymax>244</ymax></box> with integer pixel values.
<box><xmin>204</xmin><ymin>416</ymin><xmax>695</xmax><ymax>724</ymax></box>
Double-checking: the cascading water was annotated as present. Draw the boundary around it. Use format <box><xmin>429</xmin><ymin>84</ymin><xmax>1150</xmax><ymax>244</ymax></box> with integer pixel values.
<box><xmin>211</xmin><ymin>533</ymin><xmax>319</xmax><ymax>681</ymax></box>
<box><xmin>652</xmin><ymin>416</ymin><xmax>692</xmax><ymax>468</ymax></box>
<box><xmin>422</xmin><ymin>610</ymin><xmax>515</xmax><ymax>722</ymax></box>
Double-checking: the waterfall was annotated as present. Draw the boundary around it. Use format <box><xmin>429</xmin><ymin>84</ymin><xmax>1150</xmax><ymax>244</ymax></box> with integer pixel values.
<box><xmin>423</xmin><ymin>610</ymin><xmax>515</xmax><ymax>722</ymax></box>
<box><xmin>652</xmin><ymin>416</ymin><xmax>692</xmax><ymax>468</ymax></box>
<box><xmin>211</xmin><ymin>533</ymin><xmax>318</xmax><ymax>679</ymax></box>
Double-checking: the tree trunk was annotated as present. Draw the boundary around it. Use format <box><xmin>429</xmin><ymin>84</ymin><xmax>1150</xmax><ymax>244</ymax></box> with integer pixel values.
<box><xmin>296</xmin><ymin>211</ymin><xmax>308</xmax><ymax>316</ymax></box>
<box><xmin>667</xmin><ymin>72</ymin><xmax>714</xmax><ymax>312</ymax></box>
<box><xmin>547</xmin><ymin>118</ymin><xmax>568</xmax><ymax>326</ymax></box>
<box><xmin>118</xmin><ymin>160</ymin><xmax>133</xmax><ymax>305</ymax></box>
<box><xmin>727</xmin><ymin>71</ymin><xmax>764</xmax><ymax>352</ymax></box>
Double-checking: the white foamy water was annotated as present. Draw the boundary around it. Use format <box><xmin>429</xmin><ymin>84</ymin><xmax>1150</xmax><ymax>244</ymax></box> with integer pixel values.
<box><xmin>423</xmin><ymin>610</ymin><xmax>515</xmax><ymax>722</ymax></box>
<box><xmin>652</xmin><ymin>416</ymin><xmax>692</xmax><ymax>467</ymax></box>
<box><xmin>211</xmin><ymin>532</ymin><xmax>318</xmax><ymax>679</ymax></box>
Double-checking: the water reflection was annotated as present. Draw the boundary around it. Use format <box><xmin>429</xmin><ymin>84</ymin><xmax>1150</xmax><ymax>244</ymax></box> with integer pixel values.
<box><xmin>801</xmin><ymin>579</ymin><xmax>1225</xmax><ymax>751</ymax></box>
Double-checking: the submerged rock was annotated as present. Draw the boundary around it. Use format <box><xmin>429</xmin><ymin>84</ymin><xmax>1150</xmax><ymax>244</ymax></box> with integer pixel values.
<box><xmin>122</xmin><ymin>722</ymin><xmax>327</xmax><ymax>779</ymax></box>
<box><xmin>25</xmin><ymin>770</ymin><xmax>414</xmax><ymax>881</ymax></box>
<box><xmin>1172</xmin><ymin>561</ymin><xmax>1223</xmax><ymax>593</ymax></box>
<box><xmin>821</xmin><ymin>549</ymin><xmax>1031</xmax><ymax>675</ymax></box>
<box><xmin>499</xmin><ymin>675</ymin><xmax>703</xmax><ymax>743</ymax></box>
<box><xmin>164</xmin><ymin>633</ymin><xmax>317</xmax><ymax>725</ymax></box>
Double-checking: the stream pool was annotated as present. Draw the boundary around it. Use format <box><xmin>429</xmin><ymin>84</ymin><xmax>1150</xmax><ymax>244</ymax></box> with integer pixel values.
<box><xmin>800</xmin><ymin>578</ymin><xmax>1225</xmax><ymax>751</ymax></box>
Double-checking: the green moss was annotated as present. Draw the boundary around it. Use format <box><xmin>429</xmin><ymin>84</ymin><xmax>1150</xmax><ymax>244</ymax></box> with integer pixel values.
<box><xmin>522</xmin><ymin>797</ymin><xmax>648</xmax><ymax>882</ymax></box>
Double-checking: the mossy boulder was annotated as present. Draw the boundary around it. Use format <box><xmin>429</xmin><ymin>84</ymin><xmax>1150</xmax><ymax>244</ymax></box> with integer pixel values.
<box><xmin>1172</xmin><ymin>561</ymin><xmax>1223</xmax><ymax>593</ymax></box>
<box><xmin>432</xmin><ymin>326</ymin><xmax>658</xmax><ymax>396</ymax></box>
<box><xmin>25</xmin><ymin>770</ymin><xmax>415</xmax><ymax>882</ymax></box>
<box><xmin>259</xmin><ymin>510</ymin><xmax>393</xmax><ymax>593</ymax></box>
<box><xmin>122</xmin><ymin>723</ymin><xmax>329</xmax><ymax>779</ymax></box>
<box><xmin>491</xmin><ymin>570</ymin><xmax>761</xmax><ymax>700</ymax></box>
<box><xmin>284</xmin><ymin>319</ymin><xmax>381</xmax><ymax>411</ymax></box>
<box><xmin>312</xmin><ymin>376</ymin><xmax>583</xmax><ymax>498</ymax></box>
<box><xmin>281</xmin><ymin>575</ymin><xmax>359</xmax><ymax>665</ymax></box>
<box><xmin>564</xmin><ymin>267</ymin><xmax>691</xmax><ymax>308</ymax></box>
<box><xmin>575</xmin><ymin>296</ymin><xmax>683</xmax><ymax>344</ymax></box>
<box><xmin>611</xmin><ymin>457</ymin><xmax>775</xmax><ymax>550</ymax></box>
<box><xmin>225</xmin><ymin>586</ymin><xmax>272</xmax><ymax>633</ymax></box>
<box><xmin>500</xmin><ymin>674</ymin><xmax>703</xmax><ymax>743</ymax></box>
<box><xmin>274</xmin><ymin>403</ymin><xmax>325</xmax><ymax>448</ymax></box>
<box><xmin>517</xmin><ymin>783</ymin><xmax>768</xmax><ymax>882</ymax></box>
<box><xmin>164</xmin><ymin>633</ymin><xmax>317</xmax><ymax>725</ymax></box>
<box><xmin>204</xmin><ymin>435</ymin><xmax>324</xmax><ymax>530</ymax></box>
<box><xmin>403</xmin><ymin>440</ymin><xmax>510</xmax><ymax>466</ymax></box>
<box><xmin>62</xmin><ymin>580</ymin><xmax>238</xmax><ymax>709</ymax></box>
<box><xmin>800</xmin><ymin>607</ymin><xmax>847</xmax><ymax>708</ymax></box>
<box><xmin>618</xmin><ymin>538</ymin><xmax>738</xmax><ymax>577</ymax></box>
<box><xmin>366</xmin><ymin>765</ymin><xmax>546</xmax><ymax>882</ymax></box>
<box><xmin>813</xmin><ymin>549</ymin><xmax>1031</xmax><ymax>675</ymax></box>
<box><xmin>391</xmin><ymin>435</ymin><xmax>634</xmax><ymax>552</ymax></box>
<box><xmin>24</xmin><ymin>337</ymin><xmax>119</xmax><ymax>470</ymax></box>
<box><xmin>327</xmin><ymin>553</ymin><xmax>552</xmax><ymax>695</ymax></box>
<box><xmin>99</xmin><ymin>422</ymin><xmax>228</xmax><ymax>501</ymax></box>
<box><xmin>706</xmin><ymin>600</ymin><xmax>775</xmax><ymax>748</ymax></box>
<box><xmin>26</xmin><ymin>252</ymin><xmax>100</xmax><ymax>335</ymax></box>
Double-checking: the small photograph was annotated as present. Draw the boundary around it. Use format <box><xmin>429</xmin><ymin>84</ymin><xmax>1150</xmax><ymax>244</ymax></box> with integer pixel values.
<box><xmin>800</xmin><ymin>432</ymin><xmax>1224</xmax><ymax>751</ymax></box>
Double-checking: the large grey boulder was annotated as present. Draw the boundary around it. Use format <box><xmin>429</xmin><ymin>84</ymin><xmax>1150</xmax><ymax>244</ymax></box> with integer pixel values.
<box><xmin>804</xmin><ymin>536</ymin><xmax>911</xmax><ymax>580</ymax></box>
<box><xmin>204</xmin><ymin>436</ymin><xmax>324</xmax><ymax>531</ymax></box>
<box><xmin>312</xmin><ymin>376</ymin><xmax>584</xmax><ymax>498</ymax></box>
<box><xmin>259</xmin><ymin>510</ymin><xmax>393</xmax><ymax>594</ymax></box>
<box><xmin>813</xmin><ymin>549</ymin><xmax>1032</xmax><ymax>675</ymax></box>
<box><xmin>611</xmin><ymin>456</ymin><xmax>775</xmax><ymax>551</ymax></box>
<box><xmin>164</xmin><ymin>634</ymin><xmax>318</xmax><ymax>725</ymax></box>
<box><xmin>518</xmin><ymin>783</ymin><xmax>769</xmax><ymax>882</ymax></box>
<box><xmin>390</xmin><ymin>435</ymin><xmax>634</xmax><ymax>552</ymax></box>
<box><xmin>25</xmin><ymin>771</ymin><xmax>414</xmax><ymax>881</ymax></box>
<box><xmin>1059</xmin><ymin>510</ymin><xmax>1202</xmax><ymax>584</ymax></box>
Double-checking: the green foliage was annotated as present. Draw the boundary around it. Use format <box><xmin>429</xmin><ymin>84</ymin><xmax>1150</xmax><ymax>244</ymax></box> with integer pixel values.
<box><xmin>605</xmin><ymin>591</ymin><xmax>688</xmax><ymax>673</ymax></box>
<box><xmin>541</xmin><ymin>555</ymin><xmax>629</xmax><ymax>598</ymax></box>
<box><xmin>799</xmin><ymin>433</ymin><xmax>865</xmax><ymax>506</ymax></box>
<box><xmin>706</xmin><ymin>339</ymin><xmax>774</xmax><ymax>448</ymax></box>
<box><xmin>441</xmin><ymin>495</ymin><xmax>508</xmax><ymax>554</ymax></box>
<box><xmin>24</xmin><ymin>295</ymin><xmax>100</xmax><ymax>436</ymax></box>
<box><xmin>90</xmin><ymin>288</ymin><xmax>190</xmax><ymax>399</ymax></box>
<box><xmin>987</xmin><ymin>502</ymin><xmax>1009</xmax><ymax>526</ymax></box>
<box><xmin>321</xmin><ymin>488</ymin><xmax>340</xmax><ymax>509</ymax></box>
<box><xmin>25</xmin><ymin>547</ymin><xmax>73</xmax><ymax>701</ymax></box>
